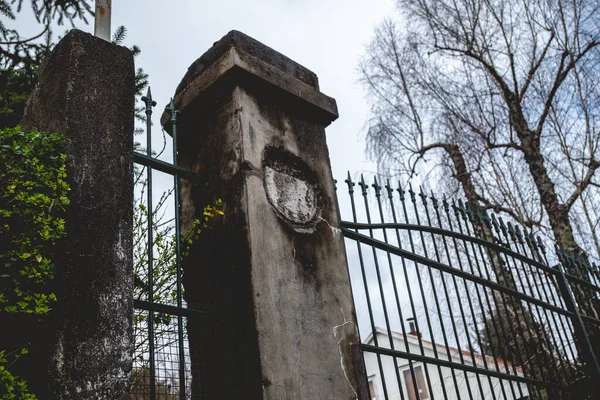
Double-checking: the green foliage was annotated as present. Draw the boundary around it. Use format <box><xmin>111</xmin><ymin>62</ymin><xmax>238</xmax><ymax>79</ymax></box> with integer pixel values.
<box><xmin>0</xmin><ymin>349</ymin><xmax>35</xmax><ymax>400</ymax></box>
<box><xmin>0</xmin><ymin>66</ymin><xmax>38</xmax><ymax>129</ymax></box>
<box><xmin>131</xmin><ymin>160</ymin><xmax>224</xmax><ymax>391</ymax></box>
<box><xmin>0</xmin><ymin>126</ymin><xmax>69</xmax><ymax>399</ymax></box>
<box><xmin>182</xmin><ymin>200</ymin><xmax>224</xmax><ymax>257</ymax></box>
<box><xmin>0</xmin><ymin>127</ymin><xmax>68</xmax><ymax>315</ymax></box>
<box><xmin>132</xmin><ymin>195</ymin><xmax>223</xmax><ymax>328</ymax></box>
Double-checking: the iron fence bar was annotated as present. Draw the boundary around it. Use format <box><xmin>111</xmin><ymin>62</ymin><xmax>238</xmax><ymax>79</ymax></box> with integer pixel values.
<box><xmin>133</xmin><ymin>152</ymin><xmax>201</xmax><ymax>183</ymax></box>
<box><xmin>562</xmin><ymin>272</ymin><xmax>600</xmax><ymax>293</ymax></box>
<box><xmin>463</xmin><ymin>204</ymin><xmax>541</xmax><ymax>398</ymax></box>
<box><xmin>340</xmin><ymin>174</ymin><xmax>600</xmax><ymax>399</ymax></box>
<box><xmin>360</xmin><ymin>344</ymin><xmax>571</xmax><ymax>392</ymax></box>
<box><xmin>492</xmin><ymin>212</ymin><xmax>568</xmax><ymax>395</ymax></box>
<box><xmin>340</xmin><ymin>227</ymin><xmax>573</xmax><ymax>318</ymax></box>
<box><xmin>454</xmin><ymin>200</ymin><xmax>508</xmax><ymax>399</ymax></box>
<box><xmin>442</xmin><ymin>194</ymin><xmax>522</xmax><ymax>398</ymax></box>
<box><xmin>502</xmin><ymin>246</ymin><xmax>572</xmax><ymax>390</ymax></box>
<box><xmin>455</xmin><ymin>200</ymin><xmax>546</xmax><ymax>398</ymax></box>
<box><xmin>559</xmin><ymin>250</ymin><xmax>600</xmax><ymax>343</ymax></box>
<box><xmin>519</xmin><ymin>235</ymin><xmax>583</xmax><ymax>397</ymax></box>
<box><xmin>510</xmin><ymin>228</ymin><xmax>574</xmax><ymax>388</ymax></box>
<box><xmin>471</xmin><ymin>216</ymin><xmax>529</xmax><ymax>397</ymax></box>
<box><xmin>537</xmin><ymin>248</ymin><xmax>596</xmax><ymax>381</ymax></box>
<box><xmin>427</xmin><ymin>193</ymin><xmax>491</xmax><ymax>399</ymax></box>
<box><xmin>141</xmin><ymin>87</ymin><xmax>157</xmax><ymax>400</ymax></box>
<box><xmin>494</xmin><ymin>216</ymin><xmax>580</xmax><ymax>375</ymax></box>
<box><xmin>411</xmin><ymin>187</ymin><xmax>458</xmax><ymax>399</ymax></box>
<box><xmin>368</xmin><ymin>177</ymin><xmax>406</xmax><ymax>400</ymax></box>
<box><xmin>381</xmin><ymin>183</ymin><xmax>421</xmax><ymax>400</ymax></box>
<box><xmin>477</xmin><ymin>221</ymin><xmax>536</xmax><ymax>398</ymax></box>
<box><xmin>386</xmin><ymin>180</ymin><xmax>432</xmax><ymax>400</ymax></box>
<box><xmin>440</xmin><ymin>197</ymin><xmax>489</xmax><ymax>398</ymax></box>
<box><xmin>345</xmin><ymin>173</ymin><xmax>391</xmax><ymax>399</ymax></box>
<box><xmin>433</xmin><ymin>195</ymin><xmax>486</xmax><ymax>399</ymax></box>
<box><xmin>519</xmin><ymin>232</ymin><xmax>578</xmax><ymax>377</ymax></box>
<box><xmin>399</xmin><ymin>183</ymin><xmax>442</xmax><ymax>399</ymax></box>
<box><xmin>340</xmin><ymin>221</ymin><xmax>555</xmax><ymax>275</ymax></box>
<box><xmin>134</xmin><ymin>299</ymin><xmax>208</xmax><ymax>317</ymax></box>
<box><xmin>553</xmin><ymin>263</ymin><xmax>600</xmax><ymax>381</ymax></box>
<box><xmin>488</xmin><ymin>222</ymin><xmax>552</xmax><ymax>384</ymax></box>
<box><xmin>581</xmin><ymin>314</ymin><xmax>600</xmax><ymax>326</ymax></box>
<box><xmin>167</xmin><ymin>99</ymin><xmax>187</xmax><ymax>400</ymax></box>
<box><xmin>345</xmin><ymin>214</ymin><xmax>570</xmax><ymax>397</ymax></box>
<box><xmin>539</xmin><ymin>287</ymin><xmax>580</xmax><ymax>378</ymax></box>
<box><xmin>134</xmin><ymin>89</ymin><xmax>207</xmax><ymax>400</ymax></box>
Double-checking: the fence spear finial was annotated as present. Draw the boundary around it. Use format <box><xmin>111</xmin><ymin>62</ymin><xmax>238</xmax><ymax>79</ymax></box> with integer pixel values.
<box><xmin>358</xmin><ymin>174</ymin><xmax>368</xmax><ymax>196</ymax></box>
<box><xmin>345</xmin><ymin>171</ymin><xmax>355</xmax><ymax>194</ymax></box>
<box><xmin>141</xmin><ymin>87</ymin><xmax>156</xmax><ymax>114</ymax></box>
<box><xmin>372</xmin><ymin>176</ymin><xmax>381</xmax><ymax>197</ymax></box>
<box><xmin>385</xmin><ymin>179</ymin><xmax>394</xmax><ymax>199</ymax></box>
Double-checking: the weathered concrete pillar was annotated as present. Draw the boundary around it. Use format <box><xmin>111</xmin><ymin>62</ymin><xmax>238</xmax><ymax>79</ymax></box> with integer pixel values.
<box><xmin>163</xmin><ymin>31</ymin><xmax>364</xmax><ymax>399</ymax></box>
<box><xmin>20</xmin><ymin>29</ymin><xmax>135</xmax><ymax>399</ymax></box>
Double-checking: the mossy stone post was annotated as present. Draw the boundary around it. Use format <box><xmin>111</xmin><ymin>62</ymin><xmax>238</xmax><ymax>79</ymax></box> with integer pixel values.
<box><xmin>20</xmin><ymin>30</ymin><xmax>135</xmax><ymax>399</ymax></box>
<box><xmin>163</xmin><ymin>31</ymin><xmax>365</xmax><ymax>399</ymax></box>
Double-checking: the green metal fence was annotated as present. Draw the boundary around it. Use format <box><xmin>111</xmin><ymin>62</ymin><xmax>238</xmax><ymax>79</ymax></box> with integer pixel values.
<box><xmin>339</xmin><ymin>173</ymin><xmax>600</xmax><ymax>400</ymax></box>
<box><xmin>131</xmin><ymin>88</ymin><xmax>207</xmax><ymax>399</ymax></box>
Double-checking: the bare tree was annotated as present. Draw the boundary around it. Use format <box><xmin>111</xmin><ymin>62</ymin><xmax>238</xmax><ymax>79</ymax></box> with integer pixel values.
<box><xmin>360</xmin><ymin>0</ymin><xmax>600</xmax><ymax>263</ymax></box>
<box><xmin>360</xmin><ymin>1</ymin><xmax>600</xmax><ymax>392</ymax></box>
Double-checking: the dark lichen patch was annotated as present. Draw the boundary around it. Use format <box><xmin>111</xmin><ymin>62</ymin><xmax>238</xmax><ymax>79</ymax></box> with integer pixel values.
<box><xmin>249</xmin><ymin>123</ymin><xmax>257</xmax><ymax>149</ymax></box>
<box><xmin>263</xmin><ymin>146</ymin><xmax>318</xmax><ymax>184</ymax></box>
<box><xmin>292</xmin><ymin>233</ymin><xmax>322</xmax><ymax>289</ymax></box>
<box><xmin>261</xmin><ymin>376</ymin><xmax>272</xmax><ymax>387</ymax></box>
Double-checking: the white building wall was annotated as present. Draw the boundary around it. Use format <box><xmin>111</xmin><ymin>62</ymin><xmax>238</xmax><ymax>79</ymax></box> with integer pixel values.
<box><xmin>364</xmin><ymin>331</ymin><xmax>529</xmax><ymax>400</ymax></box>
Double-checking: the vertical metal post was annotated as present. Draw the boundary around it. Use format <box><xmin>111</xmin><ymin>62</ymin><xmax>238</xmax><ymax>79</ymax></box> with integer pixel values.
<box><xmin>141</xmin><ymin>88</ymin><xmax>156</xmax><ymax>400</ymax></box>
<box><xmin>94</xmin><ymin>0</ymin><xmax>111</xmax><ymax>41</ymax></box>
<box><xmin>168</xmin><ymin>100</ymin><xmax>186</xmax><ymax>400</ymax></box>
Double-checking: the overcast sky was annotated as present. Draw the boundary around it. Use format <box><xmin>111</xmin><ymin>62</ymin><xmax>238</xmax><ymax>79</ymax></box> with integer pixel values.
<box><xmin>18</xmin><ymin>0</ymin><xmax>397</xmax><ymax>180</ymax></box>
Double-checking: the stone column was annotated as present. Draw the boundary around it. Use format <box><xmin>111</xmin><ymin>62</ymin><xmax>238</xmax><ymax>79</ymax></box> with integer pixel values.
<box><xmin>163</xmin><ymin>31</ymin><xmax>364</xmax><ymax>399</ymax></box>
<box><xmin>20</xmin><ymin>29</ymin><xmax>135</xmax><ymax>399</ymax></box>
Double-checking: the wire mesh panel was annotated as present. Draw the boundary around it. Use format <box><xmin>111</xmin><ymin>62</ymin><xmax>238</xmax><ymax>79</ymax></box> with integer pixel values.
<box><xmin>131</xmin><ymin>88</ymin><xmax>208</xmax><ymax>399</ymax></box>
<box><xmin>338</xmin><ymin>174</ymin><xmax>600</xmax><ymax>400</ymax></box>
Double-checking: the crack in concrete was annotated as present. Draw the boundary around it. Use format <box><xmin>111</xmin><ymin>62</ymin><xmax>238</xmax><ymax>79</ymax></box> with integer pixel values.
<box><xmin>332</xmin><ymin>308</ymin><xmax>359</xmax><ymax>399</ymax></box>
<box><xmin>292</xmin><ymin>235</ymin><xmax>296</xmax><ymax>263</ymax></box>
<box><xmin>318</xmin><ymin>217</ymin><xmax>341</xmax><ymax>237</ymax></box>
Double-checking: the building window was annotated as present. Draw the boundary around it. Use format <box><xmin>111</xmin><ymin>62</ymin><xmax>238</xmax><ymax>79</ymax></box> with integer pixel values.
<box><xmin>402</xmin><ymin>365</ymin><xmax>429</xmax><ymax>400</ymax></box>
<box><xmin>368</xmin><ymin>377</ymin><xmax>377</xmax><ymax>400</ymax></box>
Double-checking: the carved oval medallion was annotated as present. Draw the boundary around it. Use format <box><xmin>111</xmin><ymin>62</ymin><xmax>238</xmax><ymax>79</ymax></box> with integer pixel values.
<box><xmin>263</xmin><ymin>147</ymin><xmax>321</xmax><ymax>231</ymax></box>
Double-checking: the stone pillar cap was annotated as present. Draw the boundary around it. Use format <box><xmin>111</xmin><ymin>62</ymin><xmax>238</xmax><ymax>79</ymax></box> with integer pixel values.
<box><xmin>161</xmin><ymin>30</ymin><xmax>338</xmax><ymax>128</ymax></box>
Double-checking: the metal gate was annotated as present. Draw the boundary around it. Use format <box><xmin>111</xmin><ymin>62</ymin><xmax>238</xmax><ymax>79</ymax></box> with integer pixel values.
<box><xmin>338</xmin><ymin>173</ymin><xmax>600</xmax><ymax>400</ymax></box>
<box><xmin>131</xmin><ymin>88</ymin><xmax>207</xmax><ymax>399</ymax></box>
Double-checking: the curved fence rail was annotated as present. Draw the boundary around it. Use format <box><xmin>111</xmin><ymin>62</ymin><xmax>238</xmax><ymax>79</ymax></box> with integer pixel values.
<box><xmin>338</xmin><ymin>173</ymin><xmax>600</xmax><ymax>400</ymax></box>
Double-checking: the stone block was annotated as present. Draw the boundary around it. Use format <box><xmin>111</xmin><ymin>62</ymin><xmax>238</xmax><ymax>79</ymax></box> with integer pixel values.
<box><xmin>19</xmin><ymin>29</ymin><xmax>135</xmax><ymax>399</ymax></box>
<box><xmin>166</xmin><ymin>30</ymin><xmax>363</xmax><ymax>399</ymax></box>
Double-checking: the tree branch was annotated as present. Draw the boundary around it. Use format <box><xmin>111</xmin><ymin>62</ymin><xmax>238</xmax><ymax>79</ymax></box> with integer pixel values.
<box><xmin>535</xmin><ymin>40</ymin><xmax>600</xmax><ymax>135</ymax></box>
<box><xmin>565</xmin><ymin>159</ymin><xmax>600</xmax><ymax>210</ymax></box>
<box><xmin>0</xmin><ymin>25</ymin><xmax>49</xmax><ymax>45</ymax></box>
<box><xmin>419</xmin><ymin>141</ymin><xmax>536</xmax><ymax>227</ymax></box>
<box><xmin>520</xmin><ymin>30</ymin><xmax>555</xmax><ymax>101</ymax></box>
